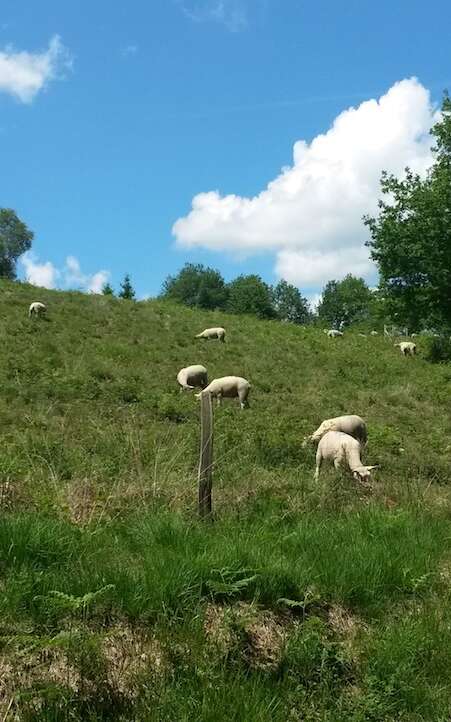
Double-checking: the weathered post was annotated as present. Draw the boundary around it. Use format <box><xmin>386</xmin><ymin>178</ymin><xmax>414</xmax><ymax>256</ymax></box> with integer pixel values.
<box><xmin>198</xmin><ymin>392</ymin><xmax>214</xmax><ymax>519</ymax></box>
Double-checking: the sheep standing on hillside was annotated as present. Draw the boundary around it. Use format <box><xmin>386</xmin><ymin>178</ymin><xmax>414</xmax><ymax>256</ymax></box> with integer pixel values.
<box><xmin>304</xmin><ymin>414</ymin><xmax>367</xmax><ymax>447</ymax></box>
<box><xmin>324</xmin><ymin>329</ymin><xmax>343</xmax><ymax>338</ymax></box>
<box><xmin>195</xmin><ymin>376</ymin><xmax>250</xmax><ymax>409</ymax></box>
<box><xmin>314</xmin><ymin>430</ymin><xmax>377</xmax><ymax>482</ymax></box>
<box><xmin>195</xmin><ymin>327</ymin><xmax>226</xmax><ymax>342</ymax></box>
<box><xmin>177</xmin><ymin>365</ymin><xmax>208</xmax><ymax>392</ymax></box>
<box><xmin>395</xmin><ymin>341</ymin><xmax>416</xmax><ymax>356</ymax></box>
<box><xmin>29</xmin><ymin>302</ymin><xmax>46</xmax><ymax>318</ymax></box>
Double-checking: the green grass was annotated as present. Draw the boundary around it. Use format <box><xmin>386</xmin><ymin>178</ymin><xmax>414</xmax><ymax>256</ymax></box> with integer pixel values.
<box><xmin>1</xmin><ymin>278</ymin><xmax>451</xmax><ymax>720</ymax></box>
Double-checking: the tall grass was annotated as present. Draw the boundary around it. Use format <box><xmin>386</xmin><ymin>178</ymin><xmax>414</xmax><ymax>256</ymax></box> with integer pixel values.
<box><xmin>1</xmin><ymin>279</ymin><xmax>451</xmax><ymax>719</ymax></box>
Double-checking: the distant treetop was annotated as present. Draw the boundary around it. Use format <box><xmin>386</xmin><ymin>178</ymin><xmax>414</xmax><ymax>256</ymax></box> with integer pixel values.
<box><xmin>118</xmin><ymin>274</ymin><xmax>136</xmax><ymax>300</ymax></box>
<box><xmin>0</xmin><ymin>208</ymin><xmax>34</xmax><ymax>280</ymax></box>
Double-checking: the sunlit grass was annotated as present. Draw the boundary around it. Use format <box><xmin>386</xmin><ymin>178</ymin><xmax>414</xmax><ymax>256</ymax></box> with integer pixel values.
<box><xmin>1</xmin><ymin>278</ymin><xmax>451</xmax><ymax>720</ymax></box>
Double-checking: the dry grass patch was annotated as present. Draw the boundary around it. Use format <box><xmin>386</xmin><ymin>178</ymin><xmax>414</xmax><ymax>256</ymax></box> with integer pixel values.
<box><xmin>204</xmin><ymin>602</ymin><xmax>294</xmax><ymax>671</ymax></box>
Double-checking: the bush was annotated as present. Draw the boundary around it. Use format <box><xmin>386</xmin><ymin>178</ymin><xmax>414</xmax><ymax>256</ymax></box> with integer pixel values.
<box><xmin>423</xmin><ymin>336</ymin><xmax>451</xmax><ymax>363</ymax></box>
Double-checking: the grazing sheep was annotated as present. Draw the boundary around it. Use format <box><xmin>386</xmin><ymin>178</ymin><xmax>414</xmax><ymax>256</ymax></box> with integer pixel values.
<box><xmin>195</xmin><ymin>327</ymin><xmax>226</xmax><ymax>342</ymax></box>
<box><xmin>29</xmin><ymin>301</ymin><xmax>46</xmax><ymax>318</ymax></box>
<box><xmin>395</xmin><ymin>341</ymin><xmax>416</xmax><ymax>356</ymax></box>
<box><xmin>177</xmin><ymin>365</ymin><xmax>208</xmax><ymax>392</ymax></box>
<box><xmin>314</xmin><ymin>430</ymin><xmax>377</xmax><ymax>482</ymax></box>
<box><xmin>304</xmin><ymin>414</ymin><xmax>367</xmax><ymax>447</ymax></box>
<box><xmin>195</xmin><ymin>376</ymin><xmax>250</xmax><ymax>409</ymax></box>
<box><xmin>370</xmin><ymin>330</ymin><xmax>379</xmax><ymax>336</ymax></box>
<box><xmin>325</xmin><ymin>329</ymin><xmax>343</xmax><ymax>338</ymax></box>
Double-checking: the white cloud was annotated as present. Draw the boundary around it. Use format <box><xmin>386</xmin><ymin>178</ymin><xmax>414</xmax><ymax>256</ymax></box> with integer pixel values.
<box><xmin>20</xmin><ymin>253</ymin><xmax>110</xmax><ymax>294</ymax></box>
<box><xmin>121</xmin><ymin>44</ymin><xmax>138</xmax><ymax>57</ymax></box>
<box><xmin>173</xmin><ymin>78</ymin><xmax>438</xmax><ymax>288</ymax></box>
<box><xmin>88</xmin><ymin>270</ymin><xmax>110</xmax><ymax>294</ymax></box>
<box><xmin>63</xmin><ymin>255</ymin><xmax>110</xmax><ymax>294</ymax></box>
<box><xmin>21</xmin><ymin>253</ymin><xmax>59</xmax><ymax>289</ymax></box>
<box><xmin>307</xmin><ymin>292</ymin><xmax>322</xmax><ymax>313</ymax></box>
<box><xmin>178</xmin><ymin>0</ymin><xmax>247</xmax><ymax>31</ymax></box>
<box><xmin>0</xmin><ymin>34</ymin><xmax>72</xmax><ymax>103</ymax></box>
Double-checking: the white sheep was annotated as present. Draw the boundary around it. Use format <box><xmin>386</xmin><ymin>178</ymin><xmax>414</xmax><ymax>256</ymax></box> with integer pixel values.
<box><xmin>195</xmin><ymin>376</ymin><xmax>250</xmax><ymax>409</ymax></box>
<box><xmin>304</xmin><ymin>414</ymin><xmax>367</xmax><ymax>447</ymax></box>
<box><xmin>314</xmin><ymin>430</ymin><xmax>377</xmax><ymax>482</ymax></box>
<box><xmin>195</xmin><ymin>327</ymin><xmax>226</xmax><ymax>342</ymax></box>
<box><xmin>325</xmin><ymin>329</ymin><xmax>343</xmax><ymax>338</ymax></box>
<box><xmin>29</xmin><ymin>302</ymin><xmax>46</xmax><ymax>318</ymax></box>
<box><xmin>370</xmin><ymin>330</ymin><xmax>379</xmax><ymax>336</ymax></box>
<box><xmin>395</xmin><ymin>341</ymin><xmax>416</xmax><ymax>356</ymax></box>
<box><xmin>177</xmin><ymin>365</ymin><xmax>208</xmax><ymax>392</ymax></box>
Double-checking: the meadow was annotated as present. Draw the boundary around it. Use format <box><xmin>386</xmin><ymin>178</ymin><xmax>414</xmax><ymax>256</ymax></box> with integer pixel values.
<box><xmin>1</xmin><ymin>279</ymin><xmax>451</xmax><ymax>721</ymax></box>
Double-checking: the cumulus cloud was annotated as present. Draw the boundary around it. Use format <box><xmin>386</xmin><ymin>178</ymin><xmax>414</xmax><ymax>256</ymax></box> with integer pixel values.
<box><xmin>177</xmin><ymin>0</ymin><xmax>247</xmax><ymax>32</ymax></box>
<box><xmin>20</xmin><ymin>253</ymin><xmax>110</xmax><ymax>293</ymax></box>
<box><xmin>0</xmin><ymin>34</ymin><xmax>72</xmax><ymax>103</ymax></box>
<box><xmin>21</xmin><ymin>253</ymin><xmax>59</xmax><ymax>289</ymax></box>
<box><xmin>173</xmin><ymin>78</ymin><xmax>438</xmax><ymax>288</ymax></box>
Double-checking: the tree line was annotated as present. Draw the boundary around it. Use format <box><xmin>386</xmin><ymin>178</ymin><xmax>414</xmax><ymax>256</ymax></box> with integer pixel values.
<box><xmin>160</xmin><ymin>263</ymin><xmax>381</xmax><ymax>328</ymax></box>
<box><xmin>1</xmin><ymin>94</ymin><xmax>450</xmax><ymax>332</ymax></box>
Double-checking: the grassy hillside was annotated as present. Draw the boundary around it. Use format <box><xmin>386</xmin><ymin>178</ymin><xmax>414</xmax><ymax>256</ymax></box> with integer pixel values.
<box><xmin>1</xmin><ymin>279</ymin><xmax>451</xmax><ymax>721</ymax></box>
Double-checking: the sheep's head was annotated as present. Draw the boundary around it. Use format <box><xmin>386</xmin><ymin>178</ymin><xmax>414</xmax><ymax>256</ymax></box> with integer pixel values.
<box><xmin>352</xmin><ymin>465</ymin><xmax>378</xmax><ymax>482</ymax></box>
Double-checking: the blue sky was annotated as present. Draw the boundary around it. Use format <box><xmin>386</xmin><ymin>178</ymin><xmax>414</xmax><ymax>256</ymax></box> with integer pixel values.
<box><xmin>1</xmin><ymin>0</ymin><xmax>450</xmax><ymax>300</ymax></box>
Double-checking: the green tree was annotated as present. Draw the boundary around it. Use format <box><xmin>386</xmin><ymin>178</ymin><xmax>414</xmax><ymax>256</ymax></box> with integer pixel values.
<box><xmin>227</xmin><ymin>274</ymin><xmax>275</xmax><ymax>319</ymax></box>
<box><xmin>102</xmin><ymin>282</ymin><xmax>114</xmax><ymax>296</ymax></box>
<box><xmin>118</xmin><ymin>274</ymin><xmax>135</xmax><ymax>300</ymax></box>
<box><xmin>272</xmin><ymin>279</ymin><xmax>311</xmax><ymax>324</ymax></box>
<box><xmin>317</xmin><ymin>275</ymin><xmax>373</xmax><ymax>328</ymax></box>
<box><xmin>364</xmin><ymin>94</ymin><xmax>451</xmax><ymax>331</ymax></box>
<box><xmin>0</xmin><ymin>208</ymin><xmax>34</xmax><ymax>279</ymax></box>
<box><xmin>161</xmin><ymin>263</ymin><xmax>228</xmax><ymax>310</ymax></box>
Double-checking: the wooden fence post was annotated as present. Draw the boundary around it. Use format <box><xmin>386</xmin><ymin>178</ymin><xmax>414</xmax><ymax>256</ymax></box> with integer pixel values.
<box><xmin>198</xmin><ymin>392</ymin><xmax>214</xmax><ymax>519</ymax></box>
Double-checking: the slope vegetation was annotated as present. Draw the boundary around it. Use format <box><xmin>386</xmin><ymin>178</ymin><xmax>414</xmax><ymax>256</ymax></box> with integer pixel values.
<box><xmin>1</xmin><ymin>279</ymin><xmax>451</xmax><ymax>721</ymax></box>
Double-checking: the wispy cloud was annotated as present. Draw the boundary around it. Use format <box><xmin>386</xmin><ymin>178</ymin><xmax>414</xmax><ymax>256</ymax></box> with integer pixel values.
<box><xmin>21</xmin><ymin>253</ymin><xmax>59</xmax><ymax>289</ymax></box>
<box><xmin>121</xmin><ymin>44</ymin><xmax>138</xmax><ymax>57</ymax></box>
<box><xmin>20</xmin><ymin>253</ymin><xmax>110</xmax><ymax>294</ymax></box>
<box><xmin>64</xmin><ymin>256</ymin><xmax>110</xmax><ymax>293</ymax></box>
<box><xmin>0</xmin><ymin>34</ymin><xmax>72</xmax><ymax>103</ymax></box>
<box><xmin>177</xmin><ymin>0</ymin><xmax>248</xmax><ymax>32</ymax></box>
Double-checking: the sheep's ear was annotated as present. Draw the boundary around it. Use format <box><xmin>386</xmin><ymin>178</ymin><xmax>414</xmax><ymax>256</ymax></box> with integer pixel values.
<box><xmin>366</xmin><ymin>465</ymin><xmax>379</xmax><ymax>471</ymax></box>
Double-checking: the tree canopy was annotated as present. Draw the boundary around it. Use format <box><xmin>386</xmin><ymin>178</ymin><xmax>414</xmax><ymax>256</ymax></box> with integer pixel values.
<box><xmin>365</xmin><ymin>94</ymin><xmax>451</xmax><ymax>331</ymax></box>
<box><xmin>161</xmin><ymin>263</ymin><xmax>228</xmax><ymax>310</ymax></box>
<box><xmin>118</xmin><ymin>274</ymin><xmax>136</xmax><ymax>300</ymax></box>
<box><xmin>272</xmin><ymin>280</ymin><xmax>310</xmax><ymax>324</ymax></box>
<box><xmin>226</xmin><ymin>274</ymin><xmax>275</xmax><ymax>319</ymax></box>
<box><xmin>102</xmin><ymin>282</ymin><xmax>115</xmax><ymax>296</ymax></box>
<box><xmin>317</xmin><ymin>275</ymin><xmax>373</xmax><ymax>328</ymax></box>
<box><xmin>0</xmin><ymin>209</ymin><xmax>34</xmax><ymax>280</ymax></box>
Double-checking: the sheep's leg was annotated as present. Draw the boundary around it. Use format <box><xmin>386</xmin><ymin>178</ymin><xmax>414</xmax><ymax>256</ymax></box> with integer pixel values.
<box><xmin>314</xmin><ymin>450</ymin><xmax>322</xmax><ymax>481</ymax></box>
<box><xmin>334</xmin><ymin>447</ymin><xmax>344</xmax><ymax>471</ymax></box>
<box><xmin>238</xmin><ymin>390</ymin><xmax>249</xmax><ymax>410</ymax></box>
<box><xmin>216</xmin><ymin>394</ymin><xmax>222</xmax><ymax>407</ymax></box>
